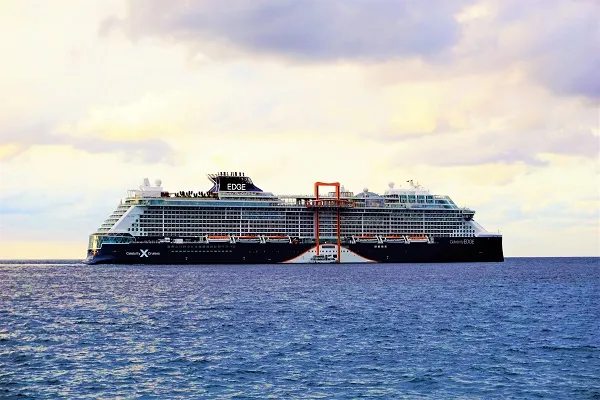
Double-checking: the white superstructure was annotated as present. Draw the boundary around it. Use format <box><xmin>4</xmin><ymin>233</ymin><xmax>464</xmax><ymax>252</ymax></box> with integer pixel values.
<box><xmin>93</xmin><ymin>173</ymin><xmax>500</xmax><ymax>242</ymax></box>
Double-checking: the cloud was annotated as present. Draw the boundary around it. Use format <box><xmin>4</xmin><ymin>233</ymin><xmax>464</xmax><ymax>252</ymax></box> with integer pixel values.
<box><xmin>71</xmin><ymin>137</ymin><xmax>176</xmax><ymax>164</ymax></box>
<box><xmin>356</xmin><ymin>69</ymin><xmax>599</xmax><ymax>167</ymax></box>
<box><xmin>495</xmin><ymin>0</ymin><xmax>600</xmax><ymax>99</ymax></box>
<box><xmin>373</xmin><ymin>125</ymin><xmax>599</xmax><ymax>167</ymax></box>
<box><xmin>0</xmin><ymin>120</ymin><xmax>176</xmax><ymax>164</ymax></box>
<box><xmin>118</xmin><ymin>0</ymin><xmax>600</xmax><ymax>100</ymax></box>
<box><xmin>121</xmin><ymin>0</ymin><xmax>470</xmax><ymax>61</ymax></box>
<box><xmin>0</xmin><ymin>194</ymin><xmax>78</xmax><ymax>216</ymax></box>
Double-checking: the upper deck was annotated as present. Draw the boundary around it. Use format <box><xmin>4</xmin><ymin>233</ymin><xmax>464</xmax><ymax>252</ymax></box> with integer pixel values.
<box><xmin>95</xmin><ymin>172</ymin><xmax>497</xmax><ymax>238</ymax></box>
<box><xmin>125</xmin><ymin>173</ymin><xmax>469</xmax><ymax>212</ymax></box>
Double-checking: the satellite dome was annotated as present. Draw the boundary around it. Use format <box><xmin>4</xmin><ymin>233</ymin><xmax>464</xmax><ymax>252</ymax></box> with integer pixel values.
<box><xmin>388</xmin><ymin>182</ymin><xmax>395</xmax><ymax>188</ymax></box>
<box><xmin>363</xmin><ymin>187</ymin><xmax>369</xmax><ymax>193</ymax></box>
<box><xmin>155</xmin><ymin>179</ymin><xmax>162</xmax><ymax>186</ymax></box>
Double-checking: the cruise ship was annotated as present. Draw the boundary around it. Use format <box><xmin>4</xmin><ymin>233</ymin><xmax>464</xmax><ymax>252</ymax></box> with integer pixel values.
<box><xmin>86</xmin><ymin>172</ymin><xmax>503</xmax><ymax>264</ymax></box>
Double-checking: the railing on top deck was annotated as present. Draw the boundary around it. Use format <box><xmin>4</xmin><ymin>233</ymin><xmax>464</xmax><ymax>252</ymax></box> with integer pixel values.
<box><xmin>304</xmin><ymin>199</ymin><xmax>356</xmax><ymax>209</ymax></box>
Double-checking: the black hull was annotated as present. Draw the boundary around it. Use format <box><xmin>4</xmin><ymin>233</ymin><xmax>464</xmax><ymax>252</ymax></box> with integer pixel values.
<box><xmin>86</xmin><ymin>237</ymin><xmax>503</xmax><ymax>264</ymax></box>
<box><xmin>348</xmin><ymin>236</ymin><xmax>503</xmax><ymax>263</ymax></box>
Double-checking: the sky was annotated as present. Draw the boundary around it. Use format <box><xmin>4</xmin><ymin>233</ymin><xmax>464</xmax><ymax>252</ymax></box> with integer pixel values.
<box><xmin>0</xmin><ymin>0</ymin><xmax>598</xmax><ymax>259</ymax></box>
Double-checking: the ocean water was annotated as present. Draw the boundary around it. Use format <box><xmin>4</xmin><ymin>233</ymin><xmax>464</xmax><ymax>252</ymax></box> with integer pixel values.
<box><xmin>0</xmin><ymin>258</ymin><xmax>598</xmax><ymax>399</ymax></box>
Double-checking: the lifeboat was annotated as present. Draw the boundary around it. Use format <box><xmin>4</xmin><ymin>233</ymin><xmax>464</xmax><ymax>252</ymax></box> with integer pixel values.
<box><xmin>235</xmin><ymin>235</ymin><xmax>262</xmax><ymax>243</ymax></box>
<box><xmin>384</xmin><ymin>235</ymin><xmax>407</xmax><ymax>243</ymax></box>
<box><xmin>207</xmin><ymin>235</ymin><xmax>231</xmax><ymax>243</ymax></box>
<box><xmin>354</xmin><ymin>235</ymin><xmax>379</xmax><ymax>243</ymax></box>
<box><xmin>264</xmin><ymin>235</ymin><xmax>290</xmax><ymax>243</ymax></box>
<box><xmin>407</xmin><ymin>235</ymin><xmax>428</xmax><ymax>243</ymax></box>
